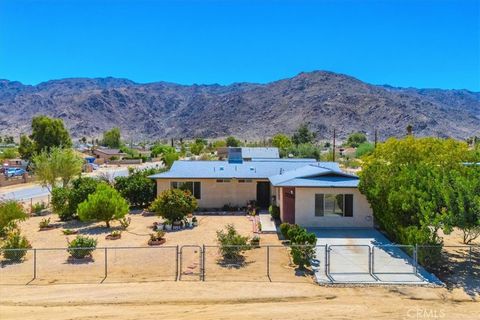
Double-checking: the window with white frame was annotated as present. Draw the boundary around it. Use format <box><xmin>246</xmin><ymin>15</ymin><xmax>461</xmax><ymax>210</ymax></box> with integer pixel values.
<box><xmin>315</xmin><ymin>194</ymin><xmax>353</xmax><ymax>217</ymax></box>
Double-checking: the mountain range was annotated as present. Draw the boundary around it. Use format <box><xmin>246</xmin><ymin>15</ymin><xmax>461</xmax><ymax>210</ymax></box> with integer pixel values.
<box><xmin>0</xmin><ymin>71</ymin><xmax>479</xmax><ymax>141</ymax></box>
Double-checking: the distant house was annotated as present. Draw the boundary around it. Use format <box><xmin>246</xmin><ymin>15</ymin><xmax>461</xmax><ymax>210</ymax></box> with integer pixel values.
<box><xmin>217</xmin><ymin>147</ymin><xmax>280</xmax><ymax>161</ymax></box>
<box><xmin>150</xmin><ymin>155</ymin><xmax>373</xmax><ymax>228</ymax></box>
<box><xmin>93</xmin><ymin>148</ymin><xmax>128</xmax><ymax>161</ymax></box>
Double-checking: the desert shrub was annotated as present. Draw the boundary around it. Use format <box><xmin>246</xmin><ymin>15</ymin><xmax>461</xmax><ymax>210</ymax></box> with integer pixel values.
<box><xmin>77</xmin><ymin>184</ymin><xmax>129</xmax><ymax>228</ymax></box>
<box><xmin>119</xmin><ymin>217</ymin><xmax>131</xmax><ymax>230</ymax></box>
<box><xmin>67</xmin><ymin>235</ymin><xmax>97</xmax><ymax>259</ymax></box>
<box><xmin>280</xmin><ymin>222</ymin><xmax>302</xmax><ymax>240</ymax></box>
<box><xmin>31</xmin><ymin>202</ymin><xmax>46</xmax><ymax>215</ymax></box>
<box><xmin>51</xmin><ymin>187</ymin><xmax>71</xmax><ymax>220</ymax></box>
<box><xmin>38</xmin><ymin>217</ymin><xmax>51</xmax><ymax>229</ymax></box>
<box><xmin>289</xmin><ymin>228</ymin><xmax>317</xmax><ymax>269</ymax></box>
<box><xmin>216</xmin><ymin>224</ymin><xmax>250</xmax><ymax>260</ymax></box>
<box><xmin>2</xmin><ymin>230</ymin><xmax>31</xmax><ymax>262</ymax></box>
<box><xmin>149</xmin><ymin>189</ymin><xmax>197</xmax><ymax>223</ymax></box>
<box><xmin>269</xmin><ymin>205</ymin><xmax>280</xmax><ymax>220</ymax></box>
<box><xmin>0</xmin><ymin>200</ymin><xmax>28</xmax><ymax>237</ymax></box>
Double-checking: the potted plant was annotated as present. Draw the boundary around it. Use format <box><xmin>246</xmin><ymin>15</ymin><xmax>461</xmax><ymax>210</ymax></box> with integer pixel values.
<box><xmin>148</xmin><ymin>230</ymin><xmax>166</xmax><ymax>246</ymax></box>
<box><xmin>192</xmin><ymin>216</ymin><xmax>198</xmax><ymax>227</ymax></box>
<box><xmin>173</xmin><ymin>219</ymin><xmax>182</xmax><ymax>230</ymax></box>
<box><xmin>164</xmin><ymin>219</ymin><xmax>172</xmax><ymax>231</ymax></box>
<box><xmin>250</xmin><ymin>236</ymin><xmax>260</xmax><ymax>248</ymax></box>
<box><xmin>105</xmin><ymin>230</ymin><xmax>122</xmax><ymax>240</ymax></box>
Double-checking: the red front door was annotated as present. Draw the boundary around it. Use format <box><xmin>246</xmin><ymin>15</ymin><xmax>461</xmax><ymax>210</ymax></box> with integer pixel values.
<box><xmin>282</xmin><ymin>187</ymin><xmax>295</xmax><ymax>224</ymax></box>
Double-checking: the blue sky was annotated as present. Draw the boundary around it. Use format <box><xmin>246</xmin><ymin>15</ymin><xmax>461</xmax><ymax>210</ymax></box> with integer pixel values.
<box><xmin>0</xmin><ymin>0</ymin><xmax>479</xmax><ymax>90</ymax></box>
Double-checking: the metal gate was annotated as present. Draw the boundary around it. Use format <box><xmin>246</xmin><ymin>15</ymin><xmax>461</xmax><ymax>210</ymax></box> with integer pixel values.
<box><xmin>179</xmin><ymin>245</ymin><xmax>203</xmax><ymax>281</ymax></box>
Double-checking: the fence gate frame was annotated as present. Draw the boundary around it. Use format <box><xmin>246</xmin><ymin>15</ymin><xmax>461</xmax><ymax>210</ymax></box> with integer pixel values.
<box><xmin>178</xmin><ymin>245</ymin><xmax>203</xmax><ymax>281</ymax></box>
<box><xmin>371</xmin><ymin>244</ymin><xmax>417</xmax><ymax>276</ymax></box>
<box><xmin>326</xmin><ymin>244</ymin><xmax>372</xmax><ymax>278</ymax></box>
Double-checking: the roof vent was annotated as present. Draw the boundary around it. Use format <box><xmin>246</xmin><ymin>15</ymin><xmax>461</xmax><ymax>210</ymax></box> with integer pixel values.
<box><xmin>249</xmin><ymin>167</ymin><xmax>254</xmax><ymax>171</ymax></box>
<box><xmin>219</xmin><ymin>166</ymin><xmax>225</xmax><ymax>171</ymax></box>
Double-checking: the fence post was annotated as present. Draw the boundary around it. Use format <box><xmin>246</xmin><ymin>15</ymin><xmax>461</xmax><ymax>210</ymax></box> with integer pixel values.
<box><xmin>30</xmin><ymin>198</ymin><xmax>33</xmax><ymax>213</ymax></box>
<box><xmin>104</xmin><ymin>248</ymin><xmax>107</xmax><ymax>279</ymax></box>
<box><xmin>325</xmin><ymin>245</ymin><xmax>329</xmax><ymax>276</ymax></box>
<box><xmin>414</xmin><ymin>244</ymin><xmax>418</xmax><ymax>276</ymax></box>
<box><xmin>202</xmin><ymin>245</ymin><xmax>205</xmax><ymax>281</ymax></box>
<box><xmin>266</xmin><ymin>246</ymin><xmax>270</xmax><ymax>280</ymax></box>
<box><xmin>175</xmin><ymin>245</ymin><xmax>179</xmax><ymax>281</ymax></box>
<box><xmin>368</xmin><ymin>246</ymin><xmax>372</xmax><ymax>276</ymax></box>
<box><xmin>33</xmin><ymin>249</ymin><xmax>37</xmax><ymax>280</ymax></box>
<box><xmin>371</xmin><ymin>246</ymin><xmax>375</xmax><ymax>275</ymax></box>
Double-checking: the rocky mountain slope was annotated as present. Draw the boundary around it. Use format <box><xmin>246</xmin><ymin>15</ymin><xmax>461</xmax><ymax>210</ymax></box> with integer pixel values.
<box><xmin>0</xmin><ymin>71</ymin><xmax>478</xmax><ymax>141</ymax></box>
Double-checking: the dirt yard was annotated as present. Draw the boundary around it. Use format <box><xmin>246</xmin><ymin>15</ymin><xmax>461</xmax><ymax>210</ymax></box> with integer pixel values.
<box><xmin>0</xmin><ymin>281</ymin><xmax>478</xmax><ymax>320</ymax></box>
<box><xmin>1</xmin><ymin>213</ymin><xmax>299</xmax><ymax>284</ymax></box>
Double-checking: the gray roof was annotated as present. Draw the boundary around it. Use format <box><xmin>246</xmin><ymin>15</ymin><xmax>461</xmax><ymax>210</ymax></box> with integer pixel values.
<box><xmin>269</xmin><ymin>164</ymin><xmax>359</xmax><ymax>188</ymax></box>
<box><xmin>241</xmin><ymin>147</ymin><xmax>279</xmax><ymax>159</ymax></box>
<box><xmin>149</xmin><ymin>159</ymin><xmax>341</xmax><ymax>180</ymax></box>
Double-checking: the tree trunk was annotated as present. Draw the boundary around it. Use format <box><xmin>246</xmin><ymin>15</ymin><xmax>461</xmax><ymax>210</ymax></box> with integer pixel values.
<box><xmin>106</xmin><ymin>220</ymin><xmax>110</xmax><ymax>228</ymax></box>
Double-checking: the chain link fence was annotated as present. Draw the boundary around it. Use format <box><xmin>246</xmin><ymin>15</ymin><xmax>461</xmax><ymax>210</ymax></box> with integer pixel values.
<box><xmin>1</xmin><ymin>244</ymin><xmax>478</xmax><ymax>289</ymax></box>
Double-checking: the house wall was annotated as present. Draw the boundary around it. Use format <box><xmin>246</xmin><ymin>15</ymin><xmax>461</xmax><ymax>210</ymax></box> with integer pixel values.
<box><xmin>156</xmin><ymin>178</ymin><xmax>270</xmax><ymax>209</ymax></box>
<box><xmin>294</xmin><ymin>187</ymin><xmax>373</xmax><ymax>228</ymax></box>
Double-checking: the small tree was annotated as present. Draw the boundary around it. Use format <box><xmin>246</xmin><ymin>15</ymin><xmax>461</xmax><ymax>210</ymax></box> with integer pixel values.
<box><xmin>0</xmin><ymin>200</ymin><xmax>28</xmax><ymax>236</ymax></box>
<box><xmin>33</xmin><ymin>147</ymin><xmax>83</xmax><ymax>191</ymax></box>
<box><xmin>114</xmin><ymin>169</ymin><xmax>160</xmax><ymax>208</ymax></box>
<box><xmin>216</xmin><ymin>224</ymin><xmax>250</xmax><ymax>260</ymax></box>
<box><xmin>102</xmin><ymin>127</ymin><xmax>121</xmax><ymax>148</ymax></box>
<box><xmin>18</xmin><ymin>135</ymin><xmax>35</xmax><ymax>161</ymax></box>
<box><xmin>67</xmin><ymin>235</ymin><xmax>97</xmax><ymax>259</ymax></box>
<box><xmin>225</xmin><ymin>136</ymin><xmax>241</xmax><ymax>147</ymax></box>
<box><xmin>30</xmin><ymin>115</ymin><xmax>72</xmax><ymax>153</ymax></box>
<box><xmin>345</xmin><ymin>132</ymin><xmax>367</xmax><ymax>148</ymax></box>
<box><xmin>288</xmin><ymin>228</ymin><xmax>317</xmax><ymax>269</ymax></box>
<box><xmin>149</xmin><ymin>189</ymin><xmax>197</xmax><ymax>222</ymax></box>
<box><xmin>271</xmin><ymin>134</ymin><xmax>292</xmax><ymax>154</ymax></box>
<box><xmin>162</xmin><ymin>151</ymin><xmax>179</xmax><ymax>168</ymax></box>
<box><xmin>292</xmin><ymin>124</ymin><xmax>315</xmax><ymax>145</ymax></box>
<box><xmin>51</xmin><ymin>187</ymin><xmax>72</xmax><ymax>221</ymax></box>
<box><xmin>190</xmin><ymin>142</ymin><xmax>204</xmax><ymax>155</ymax></box>
<box><xmin>77</xmin><ymin>184</ymin><xmax>129</xmax><ymax>228</ymax></box>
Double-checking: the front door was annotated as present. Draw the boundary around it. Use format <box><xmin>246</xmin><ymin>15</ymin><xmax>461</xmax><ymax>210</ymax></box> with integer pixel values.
<box><xmin>282</xmin><ymin>187</ymin><xmax>295</xmax><ymax>224</ymax></box>
<box><xmin>256</xmin><ymin>182</ymin><xmax>271</xmax><ymax>209</ymax></box>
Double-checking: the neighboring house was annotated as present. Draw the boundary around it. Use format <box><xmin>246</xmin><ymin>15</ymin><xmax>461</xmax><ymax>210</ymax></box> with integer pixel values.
<box><xmin>93</xmin><ymin>148</ymin><xmax>128</xmax><ymax>160</ymax></box>
<box><xmin>217</xmin><ymin>147</ymin><xmax>280</xmax><ymax>161</ymax></box>
<box><xmin>150</xmin><ymin>156</ymin><xmax>373</xmax><ymax>228</ymax></box>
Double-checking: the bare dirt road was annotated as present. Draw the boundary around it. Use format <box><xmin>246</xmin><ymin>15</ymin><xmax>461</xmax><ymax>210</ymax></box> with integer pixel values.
<box><xmin>0</xmin><ymin>281</ymin><xmax>478</xmax><ymax>320</ymax></box>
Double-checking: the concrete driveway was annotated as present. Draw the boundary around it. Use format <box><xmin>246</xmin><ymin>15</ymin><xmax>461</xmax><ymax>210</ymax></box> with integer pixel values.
<box><xmin>308</xmin><ymin>228</ymin><xmax>441</xmax><ymax>284</ymax></box>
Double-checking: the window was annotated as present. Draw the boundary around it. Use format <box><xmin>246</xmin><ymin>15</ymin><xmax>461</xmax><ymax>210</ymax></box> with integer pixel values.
<box><xmin>170</xmin><ymin>181</ymin><xmax>201</xmax><ymax>199</ymax></box>
<box><xmin>315</xmin><ymin>194</ymin><xmax>353</xmax><ymax>217</ymax></box>
<box><xmin>216</xmin><ymin>179</ymin><xmax>231</xmax><ymax>183</ymax></box>
<box><xmin>238</xmin><ymin>179</ymin><xmax>252</xmax><ymax>183</ymax></box>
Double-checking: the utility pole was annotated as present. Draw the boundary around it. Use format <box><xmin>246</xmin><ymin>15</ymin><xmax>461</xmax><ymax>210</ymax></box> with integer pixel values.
<box><xmin>374</xmin><ymin>128</ymin><xmax>378</xmax><ymax>148</ymax></box>
<box><xmin>332</xmin><ymin>128</ymin><xmax>336</xmax><ymax>162</ymax></box>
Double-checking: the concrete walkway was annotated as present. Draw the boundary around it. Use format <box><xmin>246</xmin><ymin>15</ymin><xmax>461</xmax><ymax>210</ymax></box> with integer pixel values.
<box><xmin>259</xmin><ymin>212</ymin><xmax>277</xmax><ymax>233</ymax></box>
<box><xmin>309</xmin><ymin>228</ymin><xmax>442</xmax><ymax>285</ymax></box>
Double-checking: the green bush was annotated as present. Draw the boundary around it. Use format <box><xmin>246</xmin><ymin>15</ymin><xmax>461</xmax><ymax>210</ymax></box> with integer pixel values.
<box><xmin>268</xmin><ymin>205</ymin><xmax>280</xmax><ymax>220</ymax></box>
<box><xmin>280</xmin><ymin>222</ymin><xmax>317</xmax><ymax>269</ymax></box>
<box><xmin>355</xmin><ymin>142</ymin><xmax>375</xmax><ymax>158</ymax></box>
<box><xmin>216</xmin><ymin>224</ymin><xmax>250</xmax><ymax>260</ymax></box>
<box><xmin>0</xmin><ymin>200</ymin><xmax>28</xmax><ymax>237</ymax></box>
<box><xmin>114</xmin><ymin>168</ymin><xmax>162</xmax><ymax>208</ymax></box>
<box><xmin>67</xmin><ymin>235</ymin><xmax>97</xmax><ymax>259</ymax></box>
<box><xmin>77</xmin><ymin>184</ymin><xmax>129</xmax><ymax>228</ymax></box>
<box><xmin>279</xmin><ymin>222</ymin><xmax>293</xmax><ymax>239</ymax></box>
<box><xmin>68</xmin><ymin>177</ymin><xmax>104</xmax><ymax>216</ymax></box>
<box><xmin>31</xmin><ymin>202</ymin><xmax>46</xmax><ymax>215</ymax></box>
<box><xmin>51</xmin><ymin>187</ymin><xmax>71</xmax><ymax>220</ymax></box>
<box><xmin>149</xmin><ymin>189</ymin><xmax>197</xmax><ymax>223</ymax></box>
<box><xmin>2</xmin><ymin>230</ymin><xmax>31</xmax><ymax>262</ymax></box>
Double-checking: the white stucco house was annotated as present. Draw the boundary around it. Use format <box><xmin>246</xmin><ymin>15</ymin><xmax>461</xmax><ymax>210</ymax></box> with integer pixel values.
<box><xmin>149</xmin><ymin>150</ymin><xmax>373</xmax><ymax>228</ymax></box>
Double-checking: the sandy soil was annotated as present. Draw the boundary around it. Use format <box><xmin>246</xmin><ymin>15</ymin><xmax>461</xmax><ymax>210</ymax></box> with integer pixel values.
<box><xmin>1</xmin><ymin>214</ymin><xmax>298</xmax><ymax>284</ymax></box>
<box><xmin>0</xmin><ymin>281</ymin><xmax>478</xmax><ymax>320</ymax></box>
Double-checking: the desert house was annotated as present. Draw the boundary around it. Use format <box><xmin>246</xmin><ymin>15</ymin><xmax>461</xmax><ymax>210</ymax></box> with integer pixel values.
<box><xmin>93</xmin><ymin>148</ymin><xmax>128</xmax><ymax>161</ymax></box>
<box><xmin>217</xmin><ymin>147</ymin><xmax>280</xmax><ymax>161</ymax></box>
<box><xmin>150</xmin><ymin>149</ymin><xmax>373</xmax><ymax>228</ymax></box>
